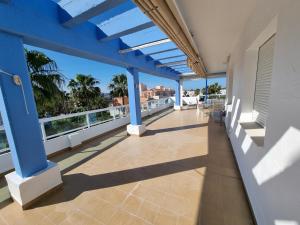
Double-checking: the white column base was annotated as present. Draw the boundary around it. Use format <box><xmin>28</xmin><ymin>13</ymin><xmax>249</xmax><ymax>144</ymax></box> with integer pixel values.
<box><xmin>127</xmin><ymin>124</ymin><xmax>146</xmax><ymax>136</ymax></box>
<box><xmin>5</xmin><ymin>161</ymin><xmax>62</xmax><ymax>209</ymax></box>
<box><xmin>174</xmin><ymin>105</ymin><xmax>182</xmax><ymax>110</ymax></box>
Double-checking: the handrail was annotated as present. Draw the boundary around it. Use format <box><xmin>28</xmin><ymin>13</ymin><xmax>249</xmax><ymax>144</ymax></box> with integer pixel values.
<box><xmin>0</xmin><ymin>97</ymin><xmax>174</xmax><ymax>152</ymax></box>
<box><xmin>39</xmin><ymin>105</ymin><xmax>127</xmax><ymax>123</ymax></box>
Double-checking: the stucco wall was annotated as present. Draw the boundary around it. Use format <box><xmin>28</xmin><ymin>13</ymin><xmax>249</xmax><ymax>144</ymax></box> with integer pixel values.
<box><xmin>226</xmin><ymin>1</ymin><xmax>300</xmax><ymax>224</ymax></box>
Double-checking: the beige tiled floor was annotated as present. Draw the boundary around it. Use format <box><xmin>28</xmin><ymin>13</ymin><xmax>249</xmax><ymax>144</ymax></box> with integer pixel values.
<box><xmin>0</xmin><ymin>109</ymin><xmax>254</xmax><ymax>225</ymax></box>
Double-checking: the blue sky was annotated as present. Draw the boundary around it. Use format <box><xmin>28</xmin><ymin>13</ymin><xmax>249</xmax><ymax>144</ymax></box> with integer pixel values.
<box><xmin>25</xmin><ymin>0</ymin><xmax>226</xmax><ymax>93</ymax></box>
<box><xmin>26</xmin><ymin>45</ymin><xmax>226</xmax><ymax>93</ymax></box>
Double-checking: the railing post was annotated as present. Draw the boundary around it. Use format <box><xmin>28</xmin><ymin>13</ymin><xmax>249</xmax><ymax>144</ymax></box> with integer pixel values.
<box><xmin>86</xmin><ymin>113</ymin><xmax>90</xmax><ymax>128</ymax></box>
<box><xmin>112</xmin><ymin>107</ymin><xmax>116</xmax><ymax>120</ymax></box>
<box><xmin>174</xmin><ymin>80</ymin><xmax>182</xmax><ymax>110</ymax></box>
<box><xmin>40</xmin><ymin>122</ymin><xmax>47</xmax><ymax>141</ymax></box>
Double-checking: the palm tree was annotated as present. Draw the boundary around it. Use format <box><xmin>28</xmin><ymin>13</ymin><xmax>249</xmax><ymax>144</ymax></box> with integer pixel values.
<box><xmin>108</xmin><ymin>74</ymin><xmax>128</xmax><ymax>105</ymax></box>
<box><xmin>68</xmin><ymin>74</ymin><xmax>105</xmax><ymax>111</ymax></box>
<box><xmin>25</xmin><ymin>49</ymin><xmax>65</xmax><ymax>116</ymax></box>
<box><xmin>202</xmin><ymin>82</ymin><xmax>221</xmax><ymax>95</ymax></box>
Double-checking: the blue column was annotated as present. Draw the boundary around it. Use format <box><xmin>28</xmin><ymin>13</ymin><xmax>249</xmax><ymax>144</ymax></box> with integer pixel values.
<box><xmin>126</xmin><ymin>68</ymin><xmax>142</xmax><ymax>125</ymax></box>
<box><xmin>0</xmin><ymin>32</ymin><xmax>48</xmax><ymax>178</ymax></box>
<box><xmin>175</xmin><ymin>80</ymin><xmax>181</xmax><ymax>106</ymax></box>
<box><xmin>205</xmin><ymin>77</ymin><xmax>208</xmax><ymax>103</ymax></box>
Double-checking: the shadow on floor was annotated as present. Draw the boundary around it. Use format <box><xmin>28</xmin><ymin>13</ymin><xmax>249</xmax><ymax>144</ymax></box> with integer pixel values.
<box><xmin>0</xmin><ymin>108</ymin><xmax>175</xmax><ymax>210</ymax></box>
<box><xmin>33</xmin><ymin>155</ymin><xmax>208</xmax><ymax>208</ymax></box>
<box><xmin>196</xmin><ymin>116</ymin><xmax>255</xmax><ymax>224</ymax></box>
<box><xmin>143</xmin><ymin>123</ymin><xmax>208</xmax><ymax>136</ymax></box>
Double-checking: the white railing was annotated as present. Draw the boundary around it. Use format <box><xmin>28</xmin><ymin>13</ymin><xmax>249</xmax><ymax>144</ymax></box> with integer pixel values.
<box><xmin>39</xmin><ymin>105</ymin><xmax>130</xmax><ymax>140</ymax></box>
<box><xmin>0</xmin><ymin>97</ymin><xmax>174</xmax><ymax>152</ymax></box>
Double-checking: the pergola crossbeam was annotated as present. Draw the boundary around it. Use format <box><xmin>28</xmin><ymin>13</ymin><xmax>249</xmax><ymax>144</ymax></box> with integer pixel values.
<box><xmin>119</xmin><ymin>38</ymin><xmax>171</xmax><ymax>54</ymax></box>
<box><xmin>100</xmin><ymin>21</ymin><xmax>155</xmax><ymax>41</ymax></box>
<box><xmin>94</xmin><ymin>1</ymin><xmax>136</xmax><ymax>25</ymax></box>
<box><xmin>60</xmin><ymin>0</ymin><xmax>127</xmax><ymax>28</ymax></box>
<box><xmin>0</xmin><ymin>0</ymin><xmax>179</xmax><ymax>80</ymax></box>
<box><xmin>156</xmin><ymin>55</ymin><xmax>185</xmax><ymax>61</ymax></box>
<box><xmin>157</xmin><ymin>60</ymin><xmax>187</xmax><ymax>68</ymax></box>
<box><xmin>171</xmin><ymin>64</ymin><xmax>188</xmax><ymax>68</ymax></box>
<box><xmin>141</xmin><ymin>48</ymin><xmax>178</xmax><ymax>57</ymax></box>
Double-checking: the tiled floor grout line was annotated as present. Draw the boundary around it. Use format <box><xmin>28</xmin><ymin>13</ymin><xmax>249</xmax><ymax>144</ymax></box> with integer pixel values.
<box><xmin>0</xmin><ymin>109</ymin><xmax>254</xmax><ymax>225</ymax></box>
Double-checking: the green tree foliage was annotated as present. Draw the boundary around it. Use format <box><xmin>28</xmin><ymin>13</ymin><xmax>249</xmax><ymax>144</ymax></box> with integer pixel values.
<box><xmin>194</xmin><ymin>88</ymin><xmax>200</xmax><ymax>96</ymax></box>
<box><xmin>25</xmin><ymin>49</ymin><xmax>65</xmax><ymax>117</ymax></box>
<box><xmin>68</xmin><ymin>74</ymin><xmax>107</xmax><ymax>111</ymax></box>
<box><xmin>108</xmin><ymin>74</ymin><xmax>128</xmax><ymax>105</ymax></box>
<box><xmin>202</xmin><ymin>82</ymin><xmax>222</xmax><ymax>95</ymax></box>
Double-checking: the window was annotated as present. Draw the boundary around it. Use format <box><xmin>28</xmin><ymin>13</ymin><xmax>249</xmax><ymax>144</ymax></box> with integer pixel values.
<box><xmin>253</xmin><ymin>35</ymin><xmax>275</xmax><ymax>127</ymax></box>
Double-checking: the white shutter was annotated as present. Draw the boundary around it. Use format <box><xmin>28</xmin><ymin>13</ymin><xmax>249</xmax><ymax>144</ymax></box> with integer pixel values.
<box><xmin>253</xmin><ymin>35</ymin><xmax>275</xmax><ymax>127</ymax></box>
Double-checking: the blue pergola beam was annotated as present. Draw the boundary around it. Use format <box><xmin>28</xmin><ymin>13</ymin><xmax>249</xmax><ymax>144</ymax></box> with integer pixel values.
<box><xmin>119</xmin><ymin>38</ymin><xmax>171</xmax><ymax>54</ymax></box>
<box><xmin>173</xmin><ymin>67</ymin><xmax>188</xmax><ymax>71</ymax></box>
<box><xmin>0</xmin><ymin>0</ymin><xmax>179</xmax><ymax>80</ymax></box>
<box><xmin>175</xmin><ymin>80</ymin><xmax>181</xmax><ymax>107</ymax></box>
<box><xmin>171</xmin><ymin>65</ymin><xmax>188</xmax><ymax>68</ymax></box>
<box><xmin>93</xmin><ymin>1</ymin><xmax>136</xmax><ymax>25</ymax></box>
<box><xmin>171</xmin><ymin>64</ymin><xmax>188</xmax><ymax>67</ymax></box>
<box><xmin>157</xmin><ymin>60</ymin><xmax>186</xmax><ymax>68</ymax></box>
<box><xmin>100</xmin><ymin>21</ymin><xmax>155</xmax><ymax>41</ymax></box>
<box><xmin>60</xmin><ymin>0</ymin><xmax>127</xmax><ymax>28</ymax></box>
<box><xmin>177</xmin><ymin>68</ymin><xmax>192</xmax><ymax>71</ymax></box>
<box><xmin>156</xmin><ymin>55</ymin><xmax>186</xmax><ymax>61</ymax></box>
<box><xmin>142</xmin><ymin>48</ymin><xmax>178</xmax><ymax>57</ymax></box>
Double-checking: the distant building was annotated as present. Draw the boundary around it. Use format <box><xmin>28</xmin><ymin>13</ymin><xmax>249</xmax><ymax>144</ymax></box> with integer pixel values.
<box><xmin>112</xmin><ymin>96</ymin><xmax>128</xmax><ymax>106</ymax></box>
<box><xmin>220</xmin><ymin>88</ymin><xmax>226</xmax><ymax>95</ymax></box>
<box><xmin>139</xmin><ymin>83</ymin><xmax>175</xmax><ymax>103</ymax></box>
<box><xmin>185</xmin><ymin>90</ymin><xmax>196</xmax><ymax>97</ymax></box>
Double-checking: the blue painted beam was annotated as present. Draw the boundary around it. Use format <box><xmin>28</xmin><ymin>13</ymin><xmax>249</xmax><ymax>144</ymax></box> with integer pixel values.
<box><xmin>0</xmin><ymin>0</ymin><xmax>179</xmax><ymax>80</ymax></box>
<box><xmin>60</xmin><ymin>0</ymin><xmax>127</xmax><ymax>28</ymax></box>
<box><xmin>171</xmin><ymin>65</ymin><xmax>188</xmax><ymax>68</ymax></box>
<box><xmin>100</xmin><ymin>21</ymin><xmax>155</xmax><ymax>41</ymax></box>
<box><xmin>156</xmin><ymin>55</ymin><xmax>186</xmax><ymax>61</ymax></box>
<box><xmin>127</xmin><ymin>68</ymin><xmax>142</xmax><ymax>125</ymax></box>
<box><xmin>119</xmin><ymin>38</ymin><xmax>171</xmax><ymax>54</ymax></box>
<box><xmin>0</xmin><ymin>0</ymin><xmax>10</xmax><ymax>3</ymax></box>
<box><xmin>175</xmin><ymin>80</ymin><xmax>181</xmax><ymax>107</ymax></box>
<box><xmin>156</xmin><ymin>60</ymin><xmax>186</xmax><ymax>68</ymax></box>
<box><xmin>175</xmin><ymin>68</ymin><xmax>190</xmax><ymax>72</ymax></box>
<box><xmin>142</xmin><ymin>48</ymin><xmax>178</xmax><ymax>57</ymax></box>
<box><xmin>0</xmin><ymin>32</ymin><xmax>48</xmax><ymax>178</ymax></box>
<box><xmin>92</xmin><ymin>1</ymin><xmax>136</xmax><ymax>25</ymax></box>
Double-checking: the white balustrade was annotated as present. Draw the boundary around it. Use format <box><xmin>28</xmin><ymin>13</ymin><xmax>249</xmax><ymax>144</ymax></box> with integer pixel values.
<box><xmin>0</xmin><ymin>98</ymin><xmax>174</xmax><ymax>148</ymax></box>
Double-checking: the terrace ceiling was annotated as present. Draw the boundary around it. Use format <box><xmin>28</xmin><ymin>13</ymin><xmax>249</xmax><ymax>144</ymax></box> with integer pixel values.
<box><xmin>0</xmin><ymin>0</ymin><xmax>197</xmax><ymax>80</ymax></box>
<box><xmin>171</xmin><ymin>0</ymin><xmax>257</xmax><ymax>74</ymax></box>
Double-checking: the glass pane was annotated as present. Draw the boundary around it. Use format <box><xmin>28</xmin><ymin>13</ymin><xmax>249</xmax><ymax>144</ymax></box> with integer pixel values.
<box><xmin>0</xmin><ymin>130</ymin><xmax>9</xmax><ymax>153</ymax></box>
<box><xmin>89</xmin><ymin>110</ymin><xmax>114</xmax><ymax>125</ymax></box>
<box><xmin>44</xmin><ymin>115</ymin><xmax>86</xmax><ymax>137</ymax></box>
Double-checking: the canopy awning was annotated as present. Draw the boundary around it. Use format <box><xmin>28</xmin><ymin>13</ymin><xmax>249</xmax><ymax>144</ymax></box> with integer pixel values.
<box><xmin>133</xmin><ymin>0</ymin><xmax>206</xmax><ymax>77</ymax></box>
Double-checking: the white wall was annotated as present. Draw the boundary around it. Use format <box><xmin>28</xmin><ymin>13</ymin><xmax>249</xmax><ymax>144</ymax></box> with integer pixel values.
<box><xmin>226</xmin><ymin>1</ymin><xmax>300</xmax><ymax>224</ymax></box>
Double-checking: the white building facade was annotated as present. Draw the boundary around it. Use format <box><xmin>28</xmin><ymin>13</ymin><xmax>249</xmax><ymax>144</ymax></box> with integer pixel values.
<box><xmin>225</xmin><ymin>1</ymin><xmax>300</xmax><ymax>224</ymax></box>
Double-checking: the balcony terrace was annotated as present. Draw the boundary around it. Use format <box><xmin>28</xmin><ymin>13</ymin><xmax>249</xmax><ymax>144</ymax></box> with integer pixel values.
<box><xmin>2</xmin><ymin>0</ymin><xmax>299</xmax><ymax>224</ymax></box>
<box><xmin>0</xmin><ymin>108</ymin><xmax>253</xmax><ymax>225</ymax></box>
